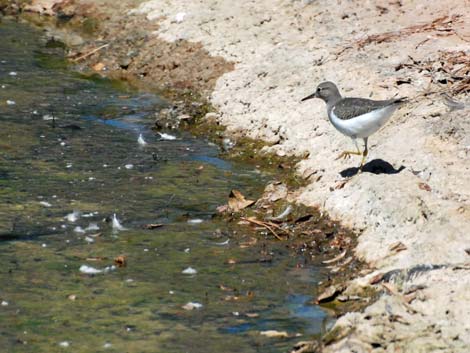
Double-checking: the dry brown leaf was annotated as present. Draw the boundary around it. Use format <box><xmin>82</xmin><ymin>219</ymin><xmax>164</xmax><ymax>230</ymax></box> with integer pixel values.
<box><xmin>262</xmin><ymin>182</ymin><xmax>288</xmax><ymax>202</ymax></box>
<box><xmin>92</xmin><ymin>62</ymin><xmax>105</xmax><ymax>71</ymax></box>
<box><xmin>418</xmin><ymin>182</ymin><xmax>432</xmax><ymax>192</ymax></box>
<box><xmin>228</xmin><ymin>189</ymin><xmax>255</xmax><ymax>212</ymax></box>
<box><xmin>315</xmin><ymin>284</ymin><xmax>345</xmax><ymax>304</ymax></box>
<box><xmin>114</xmin><ymin>255</ymin><xmax>127</xmax><ymax>267</ymax></box>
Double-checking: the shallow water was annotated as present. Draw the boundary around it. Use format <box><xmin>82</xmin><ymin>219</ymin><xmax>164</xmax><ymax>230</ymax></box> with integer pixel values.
<box><xmin>0</xmin><ymin>20</ymin><xmax>329</xmax><ymax>352</ymax></box>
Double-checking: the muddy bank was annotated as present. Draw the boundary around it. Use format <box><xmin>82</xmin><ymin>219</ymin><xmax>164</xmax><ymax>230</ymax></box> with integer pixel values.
<box><xmin>6</xmin><ymin>0</ymin><xmax>470</xmax><ymax>352</ymax></box>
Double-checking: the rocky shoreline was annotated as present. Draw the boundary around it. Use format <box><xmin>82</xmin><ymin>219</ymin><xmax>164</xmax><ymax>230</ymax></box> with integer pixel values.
<box><xmin>4</xmin><ymin>1</ymin><xmax>470</xmax><ymax>352</ymax></box>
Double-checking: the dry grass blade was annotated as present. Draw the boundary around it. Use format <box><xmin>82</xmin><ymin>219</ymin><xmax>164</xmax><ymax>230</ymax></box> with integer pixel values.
<box><xmin>70</xmin><ymin>43</ymin><xmax>110</xmax><ymax>62</ymax></box>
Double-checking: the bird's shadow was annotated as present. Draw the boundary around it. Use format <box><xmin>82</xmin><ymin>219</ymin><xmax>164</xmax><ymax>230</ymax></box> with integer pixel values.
<box><xmin>340</xmin><ymin>159</ymin><xmax>405</xmax><ymax>178</ymax></box>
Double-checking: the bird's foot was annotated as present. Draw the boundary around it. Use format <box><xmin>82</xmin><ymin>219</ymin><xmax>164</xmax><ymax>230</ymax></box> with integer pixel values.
<box><xmin>336</xmin><ymin>150</ymin><xmax>361</xmax><ymax>160</ymax></box>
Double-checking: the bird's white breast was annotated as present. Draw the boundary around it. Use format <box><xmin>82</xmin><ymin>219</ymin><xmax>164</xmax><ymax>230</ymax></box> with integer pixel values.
<box><xmin>329</xmin><ymin>104</ymin><xmax>398</xmax><ymax>139</ymax></box>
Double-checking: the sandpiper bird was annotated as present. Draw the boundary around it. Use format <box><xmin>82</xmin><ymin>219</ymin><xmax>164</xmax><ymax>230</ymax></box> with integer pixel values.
<box><xmin>301</xmin><ymin>81</ymin><xmax>406</xmax><ymax>169</ymax></box>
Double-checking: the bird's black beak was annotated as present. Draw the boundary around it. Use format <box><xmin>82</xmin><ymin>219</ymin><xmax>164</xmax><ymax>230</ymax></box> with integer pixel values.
<box><xmin>301</xmin><ymin>92</ymin><xmax>317</xmax><ymax>102</ymax></box>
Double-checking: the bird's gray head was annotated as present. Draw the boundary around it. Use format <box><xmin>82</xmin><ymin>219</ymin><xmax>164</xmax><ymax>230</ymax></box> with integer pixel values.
<box><xmin>301</xmin><ymin>81</ymin><xmax>342</xmax><ymax>105</ymax></box>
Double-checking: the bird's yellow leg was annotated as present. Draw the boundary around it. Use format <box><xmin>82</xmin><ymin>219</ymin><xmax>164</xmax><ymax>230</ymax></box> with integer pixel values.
<box><xmin>336</xmin><ymin>138</ymin><xmax>361</xmax><ymax>160</ymax></box>
<box><xmin>336</xmin><ymin>150</ymin><xmax>361</xmax><ymax>160</ymax></box>
<box><xmin>359</xmin><ymin>137</ymin><xmax>369</xmax><ymax>170</ymax></box>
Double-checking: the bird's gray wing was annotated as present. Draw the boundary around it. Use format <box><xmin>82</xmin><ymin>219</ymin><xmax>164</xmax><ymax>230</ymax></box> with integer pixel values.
<box><xmin>333</xmin><ymin>97</ymin><xmax>405</xmax><ymax>120</ymax></box>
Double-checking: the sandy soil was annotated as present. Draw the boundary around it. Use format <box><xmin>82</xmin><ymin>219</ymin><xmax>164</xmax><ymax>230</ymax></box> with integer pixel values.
<box><xmin>10</xmin><ymin>0</ymin><xmax>470</xmax><ymax>352</ymax></box>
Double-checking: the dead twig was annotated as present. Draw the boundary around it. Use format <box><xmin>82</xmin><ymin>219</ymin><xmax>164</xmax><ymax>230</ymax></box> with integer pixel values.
<box><xmin>335</xmin><ymin>15</ymin><xmax>462</xmax><ymax>57</ymax></box>
<box><xmin>71</xmin><ymin>43</ymin><xmax>110</xmax><ymax>62</ymax></box>
<box><xmin>407</xmin><ymin>84</ymin><xmax>470</xmax><ymax>103</ymax></box>
<box><xmin>322</xmin><ymin>250</ymin><xmax>347</xmax><ymax>264</ymax></box>
<box><xmin>241</xmin><ymin>217</ymin><xmax>284</xmax><ymax>240</ymax></box>
<box><xmin>263</xmin><ymin>219</ymin><xmax>294</xmax><ymax>236</ymax></box>
<box><xmin>356</xmin><ymin>15</ymin><xmax>461</xmax><ymax>49</ymax></box>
